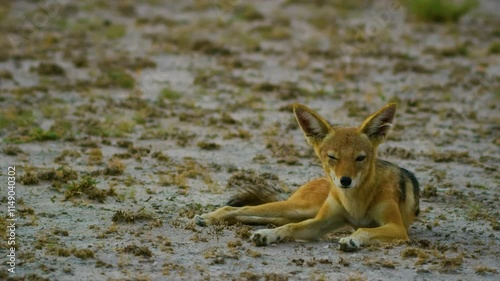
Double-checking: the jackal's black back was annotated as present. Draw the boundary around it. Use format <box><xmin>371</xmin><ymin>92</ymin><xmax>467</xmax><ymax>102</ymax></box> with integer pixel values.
<box><xmin>378</xmin><ymin>159</ymin><xmax>420</xmax><ymax>216</ymax></box>
<box><xmin>399</xmin><ymin>167</ymin><xmax>420</xmax><ymax>216</ymax></box>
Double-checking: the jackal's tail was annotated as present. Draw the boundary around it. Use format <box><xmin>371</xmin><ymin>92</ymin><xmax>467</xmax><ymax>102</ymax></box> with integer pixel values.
<box><xmin>225</xmin><ymin>171</ymin><xmax>288</xmax><ymax>207</ymax></box>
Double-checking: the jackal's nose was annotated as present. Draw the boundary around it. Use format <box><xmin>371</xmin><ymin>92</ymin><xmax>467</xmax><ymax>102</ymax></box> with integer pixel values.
<box><xmin>340</xmin><ymin>177</ymin><xmax>352</xmax><ymax>187</ymax></box>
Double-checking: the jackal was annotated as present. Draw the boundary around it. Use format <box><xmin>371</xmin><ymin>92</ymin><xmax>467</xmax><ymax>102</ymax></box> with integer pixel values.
<box><xmin>195</xmin><ymin>103</ymin><xmax>419</xmax><ymax>251</ymax></box>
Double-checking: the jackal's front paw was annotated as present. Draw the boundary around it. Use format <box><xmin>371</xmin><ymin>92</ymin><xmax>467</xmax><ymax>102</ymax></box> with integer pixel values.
<box><xmin>194</xmin><ymin>215</ymin><xmax>208</xmax><ymax>227</ymax></box>
<box><xmin>251</xmin><ymin>229</ymin><xmax>281</xmax><ymax>246</ymax></box>
<box><xmin>338</xmin><ymin>236</ymin><xmax>362</xmax><ymax>252</ymax></box>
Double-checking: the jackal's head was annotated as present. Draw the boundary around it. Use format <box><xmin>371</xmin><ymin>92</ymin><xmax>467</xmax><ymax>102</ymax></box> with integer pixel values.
<box><xmin>293</xmin><ymin>103</ymin><xmax>396</xmax><ymax>189</ymax></box>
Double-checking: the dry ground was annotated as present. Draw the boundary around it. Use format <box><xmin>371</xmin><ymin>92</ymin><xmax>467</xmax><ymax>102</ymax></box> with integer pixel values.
<box><xmin>0</xmin><ymin>0</ymin><xmax>499</xmax><ymax>280</ymax></box>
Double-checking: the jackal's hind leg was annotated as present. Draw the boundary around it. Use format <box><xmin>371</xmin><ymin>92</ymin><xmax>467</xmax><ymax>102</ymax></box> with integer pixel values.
<box><xmin>251</xmin><ymin>195</ymin><xmax>345</xmax><ymax>246</ymax></box>
<box><xmin>195</xmin><ymin>200</ymin><xmax>318</xmax><ymax>227</ymax></box>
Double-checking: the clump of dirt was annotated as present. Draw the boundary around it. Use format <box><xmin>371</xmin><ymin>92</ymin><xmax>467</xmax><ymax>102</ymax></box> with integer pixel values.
<box><xmin>197</xmin><ymin>141</ymin><xmax>221</xmax><ymax>150</ymax></box>
<box><xmin>422</xmin><ymin>184</ymin><xmax>438</xmax><ymax>197</ymax></box>
<box><xmin>0</xmin><ymin>69</ymin><xmax>13</xmax><ymax>79</ymax></box>
<box><xmin>103</xmin><ymin>159</ymin><xmax>126</xmax><ymax>175</ymax></box>
<box><xmin>32</xmin><ymin>62</ymin><xmax>66</xmax><ymax>76</ymax></box>
<box><xmin>2</xmin><ymin>145</ymin><xmax>24</xmax><ymax>156</ymax></box>
<box><xmin>112</xmin><ymin>209</ymin><xmax>156</xmax><ymax>223</ymax></box>
<box><xmin>46</xmin><ymin>246</ymin><xmax>71</xmax><ymax>257</ymax></box>
<box><xmin>122</xmin><ymin>244</ymin><xmax>153</xmax><ymax>258</ymax></box>
<box><xmin>96</xmin><ymin>69</ymin><xmax>135</xmax><ymax>89</ymax></box>
<box><xmin>151</xmin><ymin>151</ymin><xmax>171</xmax><ymax>162</ymax></box>
<box><xmin>71</xmin><ymin>248</ymin><xmax>95</xmax><ymax>259</ymax></box>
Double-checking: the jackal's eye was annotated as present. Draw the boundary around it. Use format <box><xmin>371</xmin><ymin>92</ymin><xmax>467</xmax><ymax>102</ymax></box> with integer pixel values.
<box><xmin>356</xmin><ymin>155</ymin><xmax>366</xmax><ymax>162</ymax></box>
<box><xmin>328</xmin><ymin>154</ymin><xmax>337</xmax><ymax>160</ymax></box>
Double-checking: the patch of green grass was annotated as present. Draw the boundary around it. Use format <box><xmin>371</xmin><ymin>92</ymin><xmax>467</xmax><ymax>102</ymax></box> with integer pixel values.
<box><xmin>30</xmin><ymin>128</ymin><xmax>61</xmax><ymax>141</ymax></box>
<box><xmin>439</xmin><ymin>43</ymin><xmax>469</xmax><ymax>57</ymax></box>
<box><xmin>133</xmin><ymin>110</ymin><xmax>147</xmax><ymax>124</ymax></box>
<box><xmin>64</xmin><ymin>176</ymin><xmax>116</xmax><ymax>202</ymax></box>
<box><xmin>252</xmin><ymin>25</ymin><xmax>291</xmax><ymax>41</ymax></box>
<box><xmin>64</xmin><ymin>176</ymin><xmax>95</xmax><ymax>198</ymax></box>
<box><xmin>466</xmin><ymin>203</ymin><xmax>487</xmax><ymax>220</ymax></box>
<box><xmin>98</xmin><ymin>56</ymin><xmax>156</xmax><ymax>72</ymax></box>
<box><xmin>136</xmin><ymin>15</ymin><xmax>179</xmax><ymax>26</ymax></box>
<box><xmin>109</xmin><ymin>119</ymin><xmax>136</xmax><ymax>137</ymax></box>
<box><xmin>69</xmin><ymin>18</ymin><xmax>126</xmax><ymax>40</ymax></box>
<box><xmin>37</xmin><ymin>166</ymin><xmax>78</xmax><ymax>187</ymax></box>
<box><xmin>20</xmin><ymin>171</ymin><xmax>40</xmax><ymax>185</ymax></box>
<box><xmin>97</xmin><ymin>69</ymin><xmax>135</xmax><ymax>89</ymax></box>
<box><xmin>160</xmin><ymin>87</ymin><xmax>182</xmax><ymax>100</ymax></box>
<box><xmin>5</xmin><ymin>128</ymin><xmax>60</xmax><ymax>143</ymax></box>
<box><xmin>0</xmin><ymin>108</ymin><xmax>36</xmax><ymax>129</ymax></box>
<box><xmin>41</xmin><ymin>104</ymin><xmax>68</xmax><ymax>119</ymax></box>
<box><xmin>0</xmin><ymin>2</ymin><xmax>11</xmax><ymax>22</ymax></box>
<box><xmin>404</xmin><ymin>0</ymin><xmax>478</xmax><ymax>23</ymax></box>
<box><xmin>232</xmin><ymin>4</ymin><xmax>264</xmax><ymax>21</ymax></box>
<box><xmin>104</xmin><ymin>23</ymin><xmax>126</xmax><ymax>39</ymax></box>
<box><xmin>80</xmin><ymin>117</ymin><xmax>135</xmax><ymax>138</ymax></box>
<box><xmin>49</xmin><ymin>119</ymin><xmax>73</xmax><ymax>139</ymax></box>
<box><xmin>488</xmin><ymin>41</ymin><xmax>500</xmax><ymax>54</ymax></box>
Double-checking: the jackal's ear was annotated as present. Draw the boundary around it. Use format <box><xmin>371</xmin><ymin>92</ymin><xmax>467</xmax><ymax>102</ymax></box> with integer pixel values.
<box><xmin>359</xmin><ymin>103</ymin><xmax>397</xmax><ymax>143</ymax></box>
<box><xmin>293</xmin><ymin>104</ymin><xmax>331</xmax><ymax>145</ymax></box>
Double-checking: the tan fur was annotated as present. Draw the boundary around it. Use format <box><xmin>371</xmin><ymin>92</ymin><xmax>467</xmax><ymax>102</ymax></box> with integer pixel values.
<box><xmin>195</xmin><ymin>103</ymin><xmax>419</xmax><ymax>251</ymax></box>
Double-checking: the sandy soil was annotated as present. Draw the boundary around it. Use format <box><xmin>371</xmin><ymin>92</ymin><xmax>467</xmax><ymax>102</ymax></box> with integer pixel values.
<box><xmin>0</xmin><ymin>0</ymin><xmax>499</xmax><ymax>280</ymax></box>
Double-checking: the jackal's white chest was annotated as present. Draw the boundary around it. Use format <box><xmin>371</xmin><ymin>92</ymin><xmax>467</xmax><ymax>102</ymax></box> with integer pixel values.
<box><xmin>339</xmin><ymin>192</ymin><xmax>379</xmax><ymax>228</ymax></box>
<box><xmin>345</xmin><ymin>214</ymin><xmax>378</xmax><ymax>228</ymax></box>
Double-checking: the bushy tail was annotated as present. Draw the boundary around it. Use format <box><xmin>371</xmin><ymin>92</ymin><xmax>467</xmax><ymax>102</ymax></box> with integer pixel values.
<box><xmin>225</xmin><ymin>171</ymin><xmax>288</xmax><ymax>207</ymax></box>
<box><xmin>227</xmin><ymin>184</ymin><xmax>287</xmax><ymax>207</ymax></box>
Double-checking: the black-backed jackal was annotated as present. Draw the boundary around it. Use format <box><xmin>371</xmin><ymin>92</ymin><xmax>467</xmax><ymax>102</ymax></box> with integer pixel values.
<box><xmin>195</xmin><ymin>103</ymin><xmax>419</xmax><ymax>251</ymax></box>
